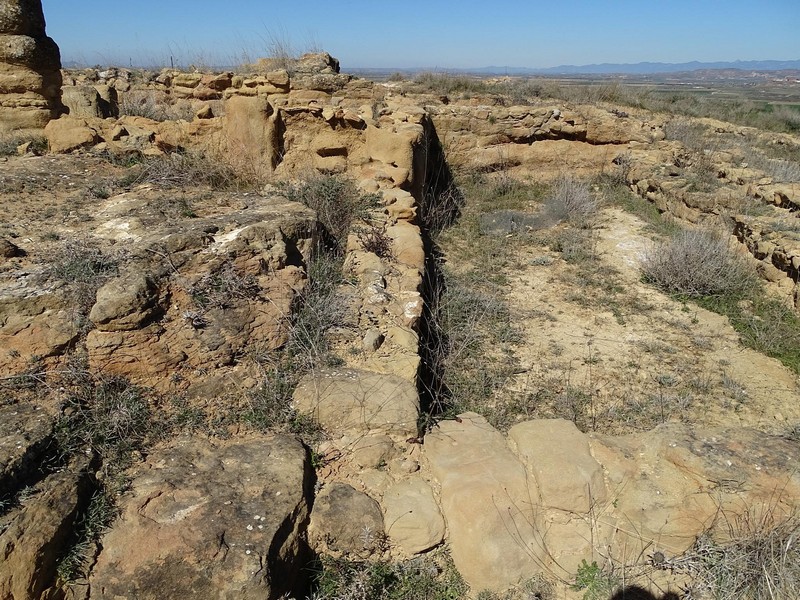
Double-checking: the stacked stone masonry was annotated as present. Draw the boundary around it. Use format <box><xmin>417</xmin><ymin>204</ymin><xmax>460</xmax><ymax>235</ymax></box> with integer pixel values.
<box><xmin>0</xmin><ymin>0</ymin><xmax>62</xmax><ymax>130</ymax></box>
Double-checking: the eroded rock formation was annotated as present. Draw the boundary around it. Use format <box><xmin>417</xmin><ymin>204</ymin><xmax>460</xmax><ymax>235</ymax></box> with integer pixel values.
<box><xmin>1</xmin><ymin>52</ymin><xmax>800</xmax><ymax>598</ymax></box>
<box><xmin>0</xmin><ymin>0</ymin><xmax>62</xmax><ymax>130</ymax></box>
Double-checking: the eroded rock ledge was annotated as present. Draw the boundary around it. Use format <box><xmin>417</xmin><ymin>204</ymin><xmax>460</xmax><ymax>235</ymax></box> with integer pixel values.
<box><xmin>2</xmin><ymin>61</ymin><xmax>800</xmax><ymax>599</ymax></box>
<box><xmin>0</xmin><ymin>0</ymin><xmax>63</xmax><ymax>130</ymax></box>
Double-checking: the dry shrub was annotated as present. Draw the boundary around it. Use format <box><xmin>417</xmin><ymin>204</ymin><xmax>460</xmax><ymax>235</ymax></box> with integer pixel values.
<box><xmin>545</xmin><ymin>175</ymin><xmax>598</xmax><ymax>227</ymax></box>
<box><xmin>641</xmin><ymin>229</ymin><xmax>756</xmax><ymax>298</ymax></box>
<box><xmin>663</xmin><ymin>118</ymin><xmax>709</xmax><ymax>150</ymax></box>
<box><xmin>678</xmin><ymin>510</ymin><xmax>800</xmax><ymax>600</ymax></box>
<box><xmin>119</xmin><ymin>90</ymin><xmax>194</xmax><ymax>122</ymax></box>
<box><xmin>119</xmin><ymin>150</ymin><xmax>242</xmax><ymax>190</ymax></box>
<box><xmin>281</xmin><ymin>175</ymin><xmax>376</xmax><ymax>254</ymax></box>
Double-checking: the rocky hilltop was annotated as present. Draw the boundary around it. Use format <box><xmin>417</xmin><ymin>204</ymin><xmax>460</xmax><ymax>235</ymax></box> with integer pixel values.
<box><xmin>1</xmin><ymin>2</ymin><xmax>800</xmax><ymax>599</ymax></box>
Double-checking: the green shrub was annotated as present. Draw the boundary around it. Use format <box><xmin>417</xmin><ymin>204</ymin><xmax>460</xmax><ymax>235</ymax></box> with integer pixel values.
<box><xmin>571</xmin><ymin>559</ymin><xmax>618</xmax><ymax>600</ymax></box>
<box><xmin>311</xmin><ymin>551</ymin><xmax>467</xmax><ymax>600</ymax></box>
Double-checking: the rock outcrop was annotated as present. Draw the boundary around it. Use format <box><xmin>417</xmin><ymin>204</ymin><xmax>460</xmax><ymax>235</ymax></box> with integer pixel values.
<box><xmin>2</xmin><ymin>55</ymin><xmax>800</xmax><ymax>600</ymax></box>
<box><xmin>90</xmin><ymin>435</ymin><xmax>313</xmax><ymax>599</ymax></box>
<box><xmin>0</xmin><ymin>0</ymin><xmax>63</xmax><ymax>130</ymax></box>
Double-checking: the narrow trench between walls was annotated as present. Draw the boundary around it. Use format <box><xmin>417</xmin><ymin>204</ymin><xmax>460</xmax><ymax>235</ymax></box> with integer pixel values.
<box><xmin>415</xmin><ymin>122</ymin><xmax>465</xmax><ymax>432</ymax></box>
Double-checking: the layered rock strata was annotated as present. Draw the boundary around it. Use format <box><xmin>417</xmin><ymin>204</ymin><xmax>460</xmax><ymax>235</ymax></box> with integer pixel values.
<box><xmin>0</xmin><ymin>0</ymin><xmax>62</xmax><ymax>130</ymax></box>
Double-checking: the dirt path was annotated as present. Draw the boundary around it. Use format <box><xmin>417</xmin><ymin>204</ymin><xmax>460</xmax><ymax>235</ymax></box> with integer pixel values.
<box><xmin>504</xmin><ymin>207</ymin><xmax>800</xmax><ymax>434</ymax></box>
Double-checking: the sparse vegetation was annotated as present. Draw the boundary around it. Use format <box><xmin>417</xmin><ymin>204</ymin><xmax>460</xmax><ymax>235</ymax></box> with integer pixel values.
<box><xmin>413</xmin><ymin>72</ymin><xmax>492</xmax><ymax>98</ymax></box>
<box><xmin>54</xmin><ymin>372</ymin><xmax>154</xmax><ymax>468</ymax></box>
<box><xmin>673</xmin><ymin>510</ymin><xmax>800</xmax><ymax>600</ymax></box>
<box><xmin>547</xmin><ymin>175</ymin><xmax>598</xmax><ymax>227</ymax></box>
<box><xmin>242</xmin><ymin>175</ymin><xmax>376</xmax><ymax>438</ymax></box>
<box><xmin>571</xmin><ymin>559</ymin><xmax>619</xmax><ymax>600</ymax></box>
<box><xmin>598</xmin><ymin>175</ymin><xmax>679</xmax><ymax>236</ymax></box>
<box><xmin>641</xmin><ymin>228</ymin><xmax>800</xmax><ymax>375</ymax></box>
<box><xmin>0</xmin><ymin>132</ymin><xmax>48</xmax><ymax>156</ymax></box>
<box><xmin>46</xmin><ymin>239</ymin><xmax>120</xmax><ymax>329</ymax></box>
<box><xmin>119</xmin><ymin>89</ymin><xmax>195</xmax><ymax>121</ymax></box>
<box><xmin>311</xmin><ymin>550</ymin><xmax>467</xmax><ymax>600</ymax></box>
<box><xmin>281</xmin><ymin>175</ymin><xmax>379</xmax><ymax>253</ymax></box>
<box><xmin>51</xmin><ymin>363</ymin><xmax>163</xmax><ymax>583</ymax></box>
<box><xmin>422</xmin><ymin>174</ymin><xmax>545</xmax><ymax>428</ymax></box>
<box><xmin>190</xmin><ymin>262</ymin><xmax>260</xmax><ymax>310</ymax></box>
<box><xmin>117</xmin><ymin>150</ymin><xmax>244</xmax><ymax>190</ymax></box>
<box><xmin>641</xmin><ymin>229</ymin><xmax>757</xmax><ymax>298</ymax></box>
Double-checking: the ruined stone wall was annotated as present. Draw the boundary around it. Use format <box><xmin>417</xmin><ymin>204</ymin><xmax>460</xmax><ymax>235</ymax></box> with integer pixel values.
<box><xmin>0</xmin><ymin>0</ymin><xmax>62</xmax><ymax>130</ymax></box>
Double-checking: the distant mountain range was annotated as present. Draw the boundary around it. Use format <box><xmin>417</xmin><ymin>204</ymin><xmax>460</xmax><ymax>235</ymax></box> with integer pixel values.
<box><xmin>486</xmin><ymin>59</ymin><xmax>800</xmax><ymax>75</ymax></box>
<box><xmin>62</xmin><ymin>57</ymin><xmax>800</xmax><ymax>77</ymax></box>
<box><xmin>353</xmin><ymin>60</ymin><xmax>800</xmax><ymax>77</ymax></box>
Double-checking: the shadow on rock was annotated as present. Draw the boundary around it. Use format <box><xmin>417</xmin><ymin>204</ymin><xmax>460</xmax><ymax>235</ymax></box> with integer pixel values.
<box><xmin>611</xmin><ymin>586</ymin><xmax>681</xmax><ymax>600</ymax></box>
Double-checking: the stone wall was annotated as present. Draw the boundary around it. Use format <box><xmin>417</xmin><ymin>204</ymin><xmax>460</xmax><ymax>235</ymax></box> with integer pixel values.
<box><xmin>0</xmin><ymin>0</ymin><xmax>62</xmax><ymax>130</ymax></box>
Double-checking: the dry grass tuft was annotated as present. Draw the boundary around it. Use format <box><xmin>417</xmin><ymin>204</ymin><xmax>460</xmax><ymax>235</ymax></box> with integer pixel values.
<box><xmin>641</xmin><ymin>229</ymin><xmax>757</xmax><ymax>299</ymax></box>
<box><xmin>672</xmin><ymin>510</ymin><xmax>800</xmax><ymax>600</ymax></box>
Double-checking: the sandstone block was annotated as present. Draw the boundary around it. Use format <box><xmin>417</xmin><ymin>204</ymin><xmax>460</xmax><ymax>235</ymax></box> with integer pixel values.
<box><xmin>293</xmin><ymin>368</ymin><xmax>419</xmax><ymax>436</ymax></box>
<box><xmin>508</xmin><ymin>418</ymin><xmax>607</xmax><ymax>513</ymax></box>
<box><xmin>0</xmin><ymin>1</ymin><xmax>62</xmax><ymax>132</ymax></box>
<box><xmin>382</xmin><ymin>478</ymin><xmax>445</xmax><ymax>554</ymax></box>
<box><xmin>0</xmin><ymin>0</ymin><xmax>46</xmax><ymax>36</ymax></box>
<box><xmin>224</xmin><ymin>94</ymin><xmax>280</xmax><ymax>175</ymax></box>
<box><xmin>310</xmin><ymin>482</ymin><xmax>384</xmax><ymax>556</ymax></box>
<box><xmin>266</xmin><ymin>69</ymin><xmax>289</xmax><ymax>87</ymax></box>
<box><xmin>350</xmin><ymin>433</ymin><xmax>394</xmax><ymax>468</ymax></box>
<box><xmin>44</xmin><ymin>116</ymin><xmax>99</xmax><ymax>152</ymax></box>
<box><xmin>89</xmin><ymin>272</ymin><xmax>158</xmax><ymax>332</ymax></box>
<box><xmin>90</xmin><ymin>435</ymin><xmax>312</xmax><ymax>599</ymax></box>
<box><xmin>424</xmin><ymin>412</ymin><xmax>546</xmax><ymax>593</ymax></box>
<box><xmin>0</xmin><ymin>465</ymin><xmax>91</xmax><ymax>599</ymax></box>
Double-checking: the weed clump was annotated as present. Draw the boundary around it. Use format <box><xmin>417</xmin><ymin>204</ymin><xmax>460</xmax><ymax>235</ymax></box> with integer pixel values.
<box><xmin>118</xmin><ymin>150</ymin><xmax>242</xmax><ymax>190</ymax></box>
<box><xmin>244</xmin><ymin>175</ymin><xmax>375</xmax><ymax>437</ymax></box>
<box><xmin>641</xmin><ymin>229</ymin><xmax>756</xmax><ymax>298</ymax></box>
<box><xmin>0</xmin><ymin>132</ymin><xmax>47</xmax><ymax>156</ymax></box>
<box><xmin>119</xmin><ymin>90</ymin><xmax>195</xmax><ymax>122</ymax></box>
<box><xmin>55</xmin><ymin>374</ymin><xmax>153</xmax><ymax>465</ymax></box>
<box><xmin>281</xmin><ymin>175</ymin><xmax>377</xmax><ymax>254</ymax></box>
<box><xmin>52</xmin><ymin>367</ymin><xmax>161</xmax><ymax>582</ymax></box>
<box><xmin>547</xmin><ymin>175</ymin><xmax>598</xmax><ymax>227</ymax></box>
<box><xmin>676</xmin><ymin>511</ymin><xmax>800</xmax><ymax>600</ymax></box>
<box><xmin>46</xmin><ymin>239</ymin><xmax>120</xmax><ymax>330</ymax></box>
<box><xmin>311</xmin><ymin>550</ymin><xmax>467</xmax><ymax>600</ymax></box>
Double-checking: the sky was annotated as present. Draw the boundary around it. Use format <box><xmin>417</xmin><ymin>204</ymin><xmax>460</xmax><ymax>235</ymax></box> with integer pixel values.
<box><xmin>40</xmin><ymin>0</ymin><xmax>800</xmax><ymax>70</ymax></box>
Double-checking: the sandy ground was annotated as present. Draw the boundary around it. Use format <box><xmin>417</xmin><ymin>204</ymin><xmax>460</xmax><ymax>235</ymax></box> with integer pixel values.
<box><xmin>503</xmin><ymin>207</ymin><xmax>800</xmax><ymax>435</ymax></box>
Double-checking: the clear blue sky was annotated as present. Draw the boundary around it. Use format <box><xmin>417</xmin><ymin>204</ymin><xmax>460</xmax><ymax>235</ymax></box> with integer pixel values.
<box><xmin>40</xmin><ymin>0</ymin><xmax>799</xmax><ymax>69</ymax></box>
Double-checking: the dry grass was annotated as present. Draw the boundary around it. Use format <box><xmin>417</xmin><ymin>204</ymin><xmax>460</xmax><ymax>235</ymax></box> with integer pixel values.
<box><xmin>119</xmin><ymin>90</ymin><xmax>195</xmax><ymax>122</ymax></box>
<box><xmin>546</xmin><ymin>175</ymin><xmax>598</xmax><ymax>227</ymax></box>
<box><xmin>641</xmin><ymin>229</ymin><xmax>757</xmax><ymax>299</ymax></box>
<box><xmin>280</xmin><ymin>175</ymin><xmax>379</xmax><ymax>254</ymax></box>
<box><xmin>668</xmin><ymin>510</ymin><xmax>800</xmax><ymax>600</ymax></box>
<box><xmin>117</xmin><ymin>150</ymin><xmax>245</xmax><ymax>190</ymax></box>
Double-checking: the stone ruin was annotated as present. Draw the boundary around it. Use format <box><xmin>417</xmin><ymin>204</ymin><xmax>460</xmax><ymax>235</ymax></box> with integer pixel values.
<box><xmin>0</xmin><ymin>0</ymin><xmax>62</xmax><ymax>131</ymax></box>
<box><xmin>1</xmin><ymin>1</ymin><xmax>800</xmax><ymax>599</ymax></box>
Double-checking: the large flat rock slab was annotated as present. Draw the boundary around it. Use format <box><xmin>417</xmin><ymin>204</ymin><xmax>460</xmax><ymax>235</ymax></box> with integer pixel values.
<box><xmin>90</xmin><ymin>434</ymin><xmax>312</xmax><ymax>600</ymax></box>
<box><xmin>293</xmin><ymin>368</ymin><xmax>419</xmax><ymax>436</ymax></box>
<box><xmin>424</xmin><ymin>412</ymin><xmax>546</xmax><ymax>594</ymax></box>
